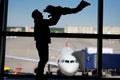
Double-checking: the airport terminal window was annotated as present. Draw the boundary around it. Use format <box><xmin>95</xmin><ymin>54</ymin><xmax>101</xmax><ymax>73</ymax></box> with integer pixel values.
<box><xmin>103</xmin><ymin>0</ymin><xmax>120</xmax><ymax>35</ymax></box>
<box><xmin>103</xmin><ymin>39</ymin><xmax>120</xmax><ymax>54</ymax></box>
<box><xmin>102</xmin><ymin>0</ymin><xmax>120</xmax><ymax>78</ymax></box>
<box><xmin>5</xmin><ymin>38</ymin><xmax>97</xmax><ymax>75</ymax></box>
<box><xmin>7</xmin><ymin>0</ymin><xmax>97</xmax><ymax>34</ymax></box>
<box><xmin>2</xmin><ymin>0</ymin><xmax>120</xmax><ymax>79</ymax></box>
<box><xmin>1</xmin><ymin>0</ymin><xmax>99</xmax><ymax>79</ymax></box>
<box><xmin>5</xmin><ymin>0</ymin><xmax>99</xmax><ymax>78</ymax></box>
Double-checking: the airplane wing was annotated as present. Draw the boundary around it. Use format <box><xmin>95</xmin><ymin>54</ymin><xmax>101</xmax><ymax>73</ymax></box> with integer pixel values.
<box><xmin>47</xmin><ymin>61</ymin><xmax>58</xmax><ymax>67</ymax></box>
<box><xmin>6</xmin><ymin>55</ymin><xmax>39</xmax><ymax>62</ymax></box>
<box><xmin>6</xmin><ymin>55</ymin><xmax>58</xmax><ymax>74</ymax></box>
<box><xmin>6</xmin><ymin>55</ymin><xmax>58</xmax><ymax>67</ymax></box>
<box><xmin>49</xmin><ymin>48</ymin><xmax>60</xmax><ymax>51</ymax></box>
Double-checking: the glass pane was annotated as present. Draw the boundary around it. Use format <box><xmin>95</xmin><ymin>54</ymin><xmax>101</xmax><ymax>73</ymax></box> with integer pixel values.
<box><xmin>5</xmin><ymin>37</ymin><xmax>97</xmax><ymax>77</ymax></box>
<box><xmin>103</xmin><ymin>39</ymin><xmax>120</xmax><ymax>53</ymax></box>
<box><xmin>5</xmin><ymin>37</ymin><xmax>37</xmax><ymax>75</ymax></box>
<box><xmin>102</xmin><ymin>39</ymin><xmax>120</xmax><ymax>78</ymax></box>
<box><xmin>103</xmin><ymin>0</ymin><xmax>120</xmax><ymax>34</ymax></box>
<box><xmin>7</xmin><ymin>0</ymin><xmax>98</xmax><ymax>34</ymax></box>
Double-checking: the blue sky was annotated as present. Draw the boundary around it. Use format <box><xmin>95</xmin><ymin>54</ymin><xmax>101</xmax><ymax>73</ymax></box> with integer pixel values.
<box><xmin>7</xmin><ymin>0</ymin><xmax>120</xmax><ymax>27</ymax></box>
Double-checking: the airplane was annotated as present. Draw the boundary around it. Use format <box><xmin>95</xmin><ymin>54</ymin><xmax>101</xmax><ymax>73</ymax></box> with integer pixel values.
<box><xmin>53</xmin><ymin>41</ymin><xmax>79</xmax><ymax>76</ymax></box>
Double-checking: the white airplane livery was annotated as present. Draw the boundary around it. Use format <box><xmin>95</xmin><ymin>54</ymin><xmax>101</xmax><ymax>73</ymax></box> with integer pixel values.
<box><xmin>57</xmin><ymin>42</ymin><xmax>79</xmax><ymax>76</ymax></box>
<box><xmin>58</xmin><ymin>54</ymin><xmax>79</xmax><ymax>76</ymax></box>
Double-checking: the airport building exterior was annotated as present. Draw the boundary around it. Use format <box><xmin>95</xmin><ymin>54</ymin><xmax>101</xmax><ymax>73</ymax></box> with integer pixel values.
<box><xmin>64</xmin><ymin>26</ymin><xmax>120</xmax><ymax>34</ymax></box>
<box><xmin>8</xmin><ymin>26</ymin><xmax>120</xmax><ymax>34</ymax></box>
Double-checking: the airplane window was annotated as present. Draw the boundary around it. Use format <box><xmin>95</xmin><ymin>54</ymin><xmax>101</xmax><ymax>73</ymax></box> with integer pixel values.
<box><xmin>58</xmin><ymin>60</ymin><xmax>60</xmax><ymax>63</ymax></box>
<box><xmin>70</xmin><ymin>60</ymin><xmax>74</xmax><ymax>63</ymax></box>
<box><xmin>61</xmin><ymin>60</ymin><xmax>64</xmax><ymax>63</ymax></box>
<box><xmin>75</xmin><ymin>60</ymin><xmax>78</xmax><ymax>63</ymax></box>
<box><xmin>65</xmin><ymin>60</ymin><xmax>69</xmax><ymax>63</ymax></box>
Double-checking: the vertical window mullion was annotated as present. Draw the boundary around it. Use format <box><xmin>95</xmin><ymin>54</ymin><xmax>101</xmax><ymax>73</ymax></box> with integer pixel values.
<box><xmin>97</xmin><ymin>0</ymin><xmax>103</xmax><ymax>78</ymax></box>
<box><xmin>0</xmin><ymin>0</ymin><xmax>8</xmax><ymax>78</ymax></box>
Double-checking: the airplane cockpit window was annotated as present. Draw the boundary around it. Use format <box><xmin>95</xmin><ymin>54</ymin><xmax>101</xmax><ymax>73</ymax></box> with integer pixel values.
<box><xmin>65</xmin><ymin>60</ymin><xmax>69</xmax><ymax>63</ymax></box>
<box><xmin>76</xmin><ymin>60</ymin><xmax>78</xmax><ymax>63</ymax></box>
<box><xmin>70</xmin><ymin>60</ymin><xmax>74</xmax><ymax>63</ymax></box>
<box><xmin>61</xmin><ymin>60</ymin><xmax>64</xmax><ymax>63</ymax></box>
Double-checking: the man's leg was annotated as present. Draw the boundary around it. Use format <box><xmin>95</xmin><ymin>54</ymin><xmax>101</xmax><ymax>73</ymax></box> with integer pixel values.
<box><xmin>35</xmin><ymin>42</ymin><xmax>49</xmax><ymax>79</ymax></box>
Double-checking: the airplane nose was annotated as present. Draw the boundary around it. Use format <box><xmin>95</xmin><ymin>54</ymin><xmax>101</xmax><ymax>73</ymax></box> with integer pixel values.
<box><xmin>65</xmin><ymin>66</ymin><xmax>76</xmax><ymax>73</ymax></box>
<box><xmin>59</xmin><ymin>63</ymin><xmax>79</xmax><ymax>76</ymax></box>
<box><xmin>68</xmin><ymin>65</ymin><xmax>79</xmax><ymax>73</ymax></box>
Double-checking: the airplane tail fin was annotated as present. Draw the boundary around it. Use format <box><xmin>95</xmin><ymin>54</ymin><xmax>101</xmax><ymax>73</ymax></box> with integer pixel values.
<box><xmin>65</xmin><ymin>41</ymin><xmax>68</xmax><ymax>48</ymax></box>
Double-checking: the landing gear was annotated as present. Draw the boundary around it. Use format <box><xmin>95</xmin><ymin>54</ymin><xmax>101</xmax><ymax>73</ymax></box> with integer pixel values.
<box><xmin>46</xmin><ymin>64</ymin><xmax>53</xmax><ymax>75</ymax></box>
<box><xmin>46</xmin><ymin>71</ymin><xmax>52</xmax><ymax>75</ymax></box>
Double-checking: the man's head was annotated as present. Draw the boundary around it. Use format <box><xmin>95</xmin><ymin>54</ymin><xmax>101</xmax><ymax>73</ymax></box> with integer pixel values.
<box><xmin>32</xmin><ymin>9</ymin><xmax>43</xmax><ymax>19</ymax></box>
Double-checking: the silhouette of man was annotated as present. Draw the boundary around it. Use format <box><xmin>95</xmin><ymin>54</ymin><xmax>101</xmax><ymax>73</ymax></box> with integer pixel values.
<box><xmin>32</xmin><ymin>0</ymin><xmax>90</xmax><ymax>79</ymax></box>
<box><xmin>32</xmin><ymin>10</ymin><xmax>61</xmax><ymax>80</ymax></box>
